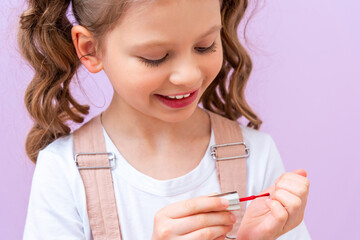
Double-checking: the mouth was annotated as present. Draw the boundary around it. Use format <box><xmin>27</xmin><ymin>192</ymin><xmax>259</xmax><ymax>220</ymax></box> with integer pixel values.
<box><xmin>162</xmin><ymin>92</ymin><xmax>191</xmax><ymax>99</ymax></box>
<box><xmin>155</xmin><ymin>89</ymin><xmax>199</xmax><ymax>109</ymax></box>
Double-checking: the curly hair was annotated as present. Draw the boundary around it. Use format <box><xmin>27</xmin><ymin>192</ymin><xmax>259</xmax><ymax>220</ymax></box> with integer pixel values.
<box><xmin>18</xmin><ymin>0</ymin><xmax>261</xmax><ymax>163</ymax></box>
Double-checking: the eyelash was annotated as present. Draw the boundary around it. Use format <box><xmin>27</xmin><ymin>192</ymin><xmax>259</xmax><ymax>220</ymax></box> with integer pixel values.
<box><xmin>139</xmin><ymin>42</ymin><xmax>218</xmax><ymax>68</ymax></box>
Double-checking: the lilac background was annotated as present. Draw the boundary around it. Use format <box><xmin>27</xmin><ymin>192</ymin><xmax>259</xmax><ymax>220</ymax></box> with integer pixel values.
<box><xmin>1</xmin><ymin>0</ymin><xmax>359</xmax><ymax>239</ymax></box>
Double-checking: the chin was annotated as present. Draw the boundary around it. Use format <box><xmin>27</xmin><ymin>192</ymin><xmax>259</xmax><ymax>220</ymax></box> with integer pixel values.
<box><xmin>156</xmin><ymin>106</ymin><xmax>199</xmax><ymax>123</ymax></box>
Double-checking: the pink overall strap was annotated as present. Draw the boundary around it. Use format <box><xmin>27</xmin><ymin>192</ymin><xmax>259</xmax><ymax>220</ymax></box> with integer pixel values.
<box><xmin>73</xmin><ymin>115</ymin><xmax>122</xmax><ymax>240</ymax></box>
<box><xmin>208</xmin><ymin>111</ymin><xmax>248</xmax><ymax>238</ymax></box>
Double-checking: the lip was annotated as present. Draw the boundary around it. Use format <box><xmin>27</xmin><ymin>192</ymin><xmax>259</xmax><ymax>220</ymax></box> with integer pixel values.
<box><xmin>155</xmin><ymin>89</ymin><xmax>199</xmax><ymax>109</ymax></box>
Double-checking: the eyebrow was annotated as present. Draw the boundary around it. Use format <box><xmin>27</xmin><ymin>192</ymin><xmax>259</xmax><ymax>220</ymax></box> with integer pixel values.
<box><xmin>197</xmin><ymin>24</ymin><xmax>223</xmax><ymax>40</ymax></box>
<box><xmin>133</xmin><ymin>24</ymin><xmax>223</xmax><ymax>49</ymax></box>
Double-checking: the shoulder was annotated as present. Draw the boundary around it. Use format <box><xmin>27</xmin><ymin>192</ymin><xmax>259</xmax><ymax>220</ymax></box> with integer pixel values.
<box><xmin>239</xmin><ymin>124</ymin><xmax>278</xmax><ymax>157</ymax></box>
<box><xmin>43</xmin><ymin>133</ymin><xmax>74</xmax><ymax>154</ymax></box>
<box><xmin>38</xmin><ymin>133</ymin><xmax>74</xmax><ymax>164</ymax></box>
<box><xmin>31</xmin><ymin>133</ymin><xmax>86</xmax><ymax>213</ymax></box>
<box><xmin>24</xmin><ymin>134</ymin><xmax>90</xmax><ymax>239</ymax></box>
<box><xmin>34</xmin><ymin>134</ymin><xmax>78</xmax><ymax>183</ymax></box>
<box><xmin>239</xmin><ymin>124</ymin><xmax>274</xmax><ymax>146</ymax></box>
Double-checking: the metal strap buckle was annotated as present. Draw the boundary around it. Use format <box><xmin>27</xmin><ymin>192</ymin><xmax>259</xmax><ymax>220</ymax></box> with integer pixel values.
<box><xmin>210</xmin><ymin>142</ymin><xmax>249</xmax><ymax>161</ymax></box>
<box><xmin>74</xmin><ymin>152</ymin><xmax>116</xmax><ymax>170</ymax></box>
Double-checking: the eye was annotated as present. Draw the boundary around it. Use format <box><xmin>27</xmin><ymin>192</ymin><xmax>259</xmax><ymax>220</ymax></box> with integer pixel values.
<box><xmin>195</xmin><ymin>42</ymin><xmax>217</xmax><ymax>54</ymax></box>
<box><xmin>139</xmin><ymin>54</ymin><xmax>169</xmax><ymax>68</ymax></box>
<box><xmin>139</xmin><ymin>42</ymin><xmax>218</xmax><ymax>68</ymax></box>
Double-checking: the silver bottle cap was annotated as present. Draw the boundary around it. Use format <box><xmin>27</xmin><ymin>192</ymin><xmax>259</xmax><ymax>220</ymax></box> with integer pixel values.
<box><xmin>210</xmin><ymin>191</ymin><xmax>240</xmax><ymax>211</ymax></box>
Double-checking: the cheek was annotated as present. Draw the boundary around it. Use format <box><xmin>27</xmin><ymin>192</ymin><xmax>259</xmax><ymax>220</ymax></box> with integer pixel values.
<box><xmin>104</xmin><ymin>56</ymin><xmax>165</xmax><ymax>99</ymax></box>
<box><xmin>205</xmin><ymin>49</ymin><xmax>223</xmax><ymax>84</ymax></box>
<box><xmin>125</xmin><ymin>69</ymin><xmax>166</xmax><ymax>98</ymax></box>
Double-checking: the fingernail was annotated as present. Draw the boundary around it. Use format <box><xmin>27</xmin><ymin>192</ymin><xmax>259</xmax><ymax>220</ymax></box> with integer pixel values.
<box><xmin>221</xmin><ymin>198</ymin><xmax>229</xmax><ymax>207</ymax></box>
<box><xmin>266</xmin><ymin>194</ymin><xmax>272</xmax><ymax>202</ymax></box>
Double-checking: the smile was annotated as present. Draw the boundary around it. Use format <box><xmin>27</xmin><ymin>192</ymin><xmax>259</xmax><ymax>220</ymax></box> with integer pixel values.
<box><xmin>155</xmin><ymin>89</ymin><xmax>199</xmax><ymax>109</ymax></box>
<box><xmin>164</xmin><ymin>93</ymin><xmax>191</xmax><ymax>99</ymax></box>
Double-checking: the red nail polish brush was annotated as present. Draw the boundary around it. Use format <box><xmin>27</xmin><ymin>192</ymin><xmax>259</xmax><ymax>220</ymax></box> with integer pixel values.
<box><xmin>239</xmin><ymin>193</ymin><xmax>270</xmax><ymax>202</ymax></box>
<box><xmin>211</xmin><ymin>191</ymin><xmax>271</xmax><ymax>210</ymax></box>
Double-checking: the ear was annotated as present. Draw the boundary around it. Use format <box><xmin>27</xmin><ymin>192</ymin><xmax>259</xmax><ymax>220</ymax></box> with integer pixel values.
<box><xmin>71</xmin><ymin>25</ymin><xmax>103</xmax><ymax>73</ymax></box>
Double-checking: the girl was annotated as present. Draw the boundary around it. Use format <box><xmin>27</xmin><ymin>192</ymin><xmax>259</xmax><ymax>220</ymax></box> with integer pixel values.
<box><xmin>20</xmin><ymin>0</ymin><xmax>310</xmax><ymax>239</ymax></box>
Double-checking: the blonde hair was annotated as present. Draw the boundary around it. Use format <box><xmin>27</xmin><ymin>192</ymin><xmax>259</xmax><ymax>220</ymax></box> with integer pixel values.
<box><xmin>18</xmin><ymin>0</ymin><xmax>261</xmax><ymax>163</ymax></box>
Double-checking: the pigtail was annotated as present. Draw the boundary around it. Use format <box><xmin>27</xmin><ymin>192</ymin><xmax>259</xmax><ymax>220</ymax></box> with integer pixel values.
<box><xmin>201</xmin><ymin>0</ymin><xmax>262</xmax><ymax>129</ymax></box>
<box><xmin>18</xmin><ymin>0</ymin><xmax>89</xmax><ymax>163</ymax></box>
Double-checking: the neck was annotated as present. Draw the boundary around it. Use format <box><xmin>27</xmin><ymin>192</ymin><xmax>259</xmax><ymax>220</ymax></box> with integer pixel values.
<box><xmin>101</xmin><ymin>98</ymin><xmax>210</xmax><ymax>147</ymax></box>
<box><xmin>100</xmin><ymin>96</ymin><xmax>211</xmax><ymax>180</ymax></box>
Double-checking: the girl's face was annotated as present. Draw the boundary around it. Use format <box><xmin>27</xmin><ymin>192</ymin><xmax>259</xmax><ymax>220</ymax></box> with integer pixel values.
<box><xmin>101</xmin><ymin>0</ymin><xmax>223</xmax><ymax>123</ymax></box>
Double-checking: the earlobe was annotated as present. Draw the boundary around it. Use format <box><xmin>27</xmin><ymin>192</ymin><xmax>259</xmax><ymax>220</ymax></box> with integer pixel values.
<box><xmin>71</xmin><ymin>25</ymin><xmax>103</xmax><ymax>73</ymax></box>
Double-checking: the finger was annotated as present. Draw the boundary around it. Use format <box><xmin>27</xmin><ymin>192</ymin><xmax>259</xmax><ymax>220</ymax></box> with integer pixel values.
<box><xmin>276</xmin><ymin>171</ymin><xmax>308</xmax><ymax>185</ymax></box>
<box><xmin>161</xmin><ymin>196</ymin><xmax>229</xmax><ymax>219</ymax></box>
<box><xmin>172</xmin><ymin>211</ymin><xmax>236</xmax><ymax>234</ymax></box>
<box><xmin>214</xmin><ymin>235</ymin><xmax>227</xmax><ymax>240</ymax></box>
<box><xmin>272</xmin><ymin>189</ymin><xmax>305</xmax><ymax>232</ymax></box>
<box><xmin>272</xmin><ymin>189</ymin><xmax>303</xmax><ymax>216</ymax></box>
<box><xmin>260</xmin><ymin>184</ymin><xmax>275</xmax><ymax>195</ymax></box>
<box><xmin>293</xmin><ymin>169</ymin><xmax>307</xmax><ymax>177</ymax></box>
<box><xmin>182</xmin><ymin>225</ymin><xmax>233</xmax><ymax>240</ymax></box>
<box><xmin>276</xmin><ymin>174</ymin><xmax>310</xmax><ymax>199</ymax></box>
<box><xmin>265</xmin><ymin>199</ymin><xmax>288</xmax><ymax>230</ymax></box>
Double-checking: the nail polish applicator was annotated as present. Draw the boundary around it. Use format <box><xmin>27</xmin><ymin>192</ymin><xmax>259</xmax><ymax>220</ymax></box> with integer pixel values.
<box><xmin>211</xmin><ymin>191</ymin><xmax>270</xmax><ymax>210</ymax></box>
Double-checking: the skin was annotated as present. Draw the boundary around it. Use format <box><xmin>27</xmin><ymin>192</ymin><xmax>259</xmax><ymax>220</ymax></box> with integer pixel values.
<box><xmin>71</xmin><ymin>0</ymin><xmax>310</xmax><ymax>239</ymax></box>
<box><xmin>72</xmin><ymin>0</ymin><xmax>222</xmax><ymax>180</ymax></box>
<box><xmin>237</xmin><ymin>170</ymin><xmax>310</xmax><ymax>240</ymax></box>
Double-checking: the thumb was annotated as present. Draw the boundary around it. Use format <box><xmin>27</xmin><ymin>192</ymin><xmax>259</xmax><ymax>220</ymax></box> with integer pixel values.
<box><xmin>261</xmin><ymin>185</ymin><xmax>275</xmax><ymax>195</ymax></box>
<box><xmin>293</xmin><ymin>169</ymin><xmax>308</xmax><ymax>177</ymax></box>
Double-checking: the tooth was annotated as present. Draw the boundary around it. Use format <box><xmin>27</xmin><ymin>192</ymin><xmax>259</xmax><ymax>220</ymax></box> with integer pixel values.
<box><xmin>184</xmin><ymin>93</ymin><xmax>190</xmax><ymax>98</ymax></box>
<box><xmin>176</xmin><ymin>95</ymin><xmax>184</xmax><ymax>99</ymax></box>
<box><xmin>168</xmin><ymin>96</ymin><xmax>176</xmax><ymax>99</ymax></box>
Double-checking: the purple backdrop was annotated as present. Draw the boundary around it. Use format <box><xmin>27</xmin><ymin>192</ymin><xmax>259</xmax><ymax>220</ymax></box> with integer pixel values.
<box><xmin>1</xmin><ymin>0</ymin><xmax>359</xmax><ymax>239</ymax></box>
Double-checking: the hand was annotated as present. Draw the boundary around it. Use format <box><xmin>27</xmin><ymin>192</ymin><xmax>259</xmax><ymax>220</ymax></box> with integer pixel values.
<box><xmin>151</xmin><ymin>195</ymin><xmax>237</xmax><ymax>240</ymax></box>
<box><xmin>236</xmin><ymin>169</ymin><xmax>310</xmax><ymax>240</ymax></box>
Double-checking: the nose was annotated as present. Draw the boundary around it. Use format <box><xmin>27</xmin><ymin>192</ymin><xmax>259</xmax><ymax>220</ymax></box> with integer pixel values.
<box><xmin>169</xmin><ymin>53</ymin><xmax>202</xmax><ymax>88</ymax></box>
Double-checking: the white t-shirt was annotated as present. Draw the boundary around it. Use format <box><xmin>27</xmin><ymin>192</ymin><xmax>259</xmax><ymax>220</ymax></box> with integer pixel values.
<box><xmin>23</xmin><ymin>124</ymin><xmax>311</xmax><ymax>240</ymax></box>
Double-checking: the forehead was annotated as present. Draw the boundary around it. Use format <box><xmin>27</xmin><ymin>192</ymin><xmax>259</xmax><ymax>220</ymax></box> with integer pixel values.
<box><xmin>114</xmin><ymin>0</ymin><xmax>222</xmax><ymax>45</ymax></box>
